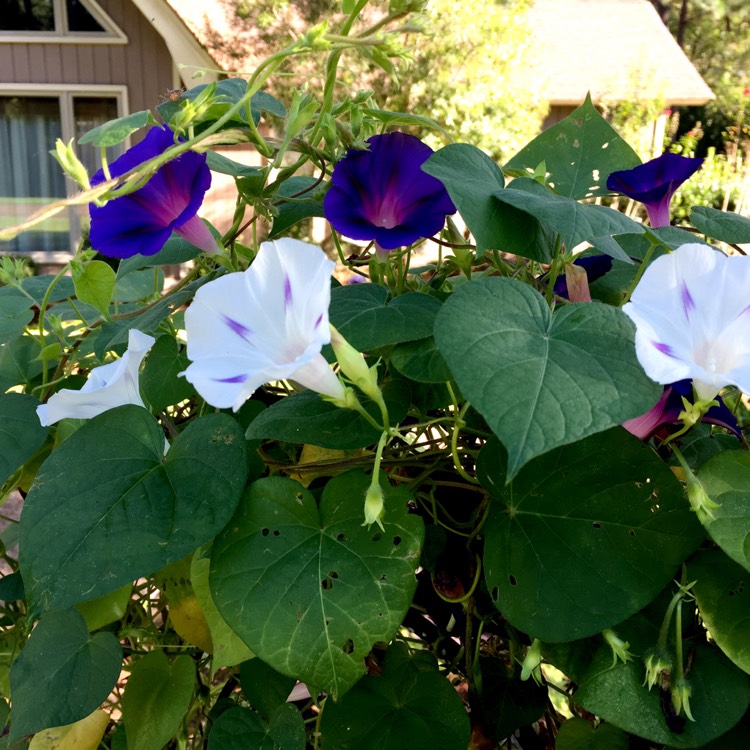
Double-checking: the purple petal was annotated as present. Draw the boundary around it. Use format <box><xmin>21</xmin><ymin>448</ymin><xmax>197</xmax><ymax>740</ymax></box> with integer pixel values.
<box><xmin>553</xmin><ymin>254</ymin><xmax>613</xmax><ymax>298</ymax></box>
<box><xmin>606</xmin><ymin>153</ymin><xmax>703</xmax><ymax>228</ymax></box>
<box><xmin>680</xmin><ymin>282</ymin><xmax>696</xmax><ymax>319</ymax></box>
<box><xmin>653</xmin><ymin>341</ymin><xmax>678</xmax><ymax>357</ymax></box>
<box><xmin>223</xmin><ymin>315</ymin><xmax>253</xmax><ymax>342</ymax></box>
<box><xmin>214</xmin><ymin>374</ymin><xmax>249</xmax><ymax>384</ymax></box>
<box><xmin>324</xmin><ymin>132</ymin><xmax>456</xmax><ymax>250</ymax></box>
<box><xmin>89</xmin><ymin>125</ymin><xmax>212</xmax><ymax>259</ymax></box>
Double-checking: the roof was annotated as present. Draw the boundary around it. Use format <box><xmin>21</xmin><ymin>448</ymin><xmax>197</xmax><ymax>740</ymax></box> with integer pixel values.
<box><xmin>528</xmin><ymin>0</ymin><xmax>714</xmax><ymax>106</ymax></box>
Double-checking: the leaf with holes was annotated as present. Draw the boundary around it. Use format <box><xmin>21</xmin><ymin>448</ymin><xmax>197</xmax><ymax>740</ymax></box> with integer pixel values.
<box><xmin>319</xmin><ymin>641</ymin><xmax>470</xmax><ymax>749</ymax></box>
<box><xmin>210</xmin><ymin>471</ymin><xmax>424</xmax><ymax>699</ymax></box>
<box><xmin>20</xmin><ymin>406</ymin><xmax>247</xmax><ymax>613</ymax></box>
<box><xmin>695</xmin><ymin>451</ymin><xmax>750</xmax><ymax>572</ymax></box>
<box><xmin>434</xmin><ymin>277</ymin><xmax>661</xmax><ymax>479</ymax></box>
<box><xmin>690</xmin><ymin>549</ymin><xmax>750</xmax><ymax>675</ymax></box>
<box><xmin>479</xmin><ymin>430</ymin><xmax>704</xmax><ymax>641</ymax></box>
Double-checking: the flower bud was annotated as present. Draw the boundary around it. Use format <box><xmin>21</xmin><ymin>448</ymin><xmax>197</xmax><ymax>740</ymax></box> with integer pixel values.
<box><xmin>329</xmin><ymin>325</ymin><xmax>383</xmax><ymax>405</ymax></box>
<box><xmin>602</xmin><ymin>628</ymin><xmax>632</xmax><ymax>667</ymax></box>
<box><xmin>51</xmin><ymin>138</ymin><xmax>90</xmax><ymax>189</ymax></box>
<box><xmin>671</xmin><ymin>676</ymin><xmax>695</xmax><ymax>722</ymax></box>
<box><xmin>520</xmin><ymin>639</ymin><xmax>543</xmax><ymax>685</ymax></box>
<box><xmin>643</xmin><ymin>646</ymin><xmax>673</xmax><ymax>691</ymax></box>
<box><xmin>363</xmin><ymin>480</ymin><xmax>385</xmax><ymax>532</ymax></box>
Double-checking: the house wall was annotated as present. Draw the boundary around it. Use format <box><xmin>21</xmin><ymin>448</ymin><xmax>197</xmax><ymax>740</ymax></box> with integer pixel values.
<box><xmin>0</xmin><ymin>0</ymin><xmax>175</xmax><ymax>114</ymax></box>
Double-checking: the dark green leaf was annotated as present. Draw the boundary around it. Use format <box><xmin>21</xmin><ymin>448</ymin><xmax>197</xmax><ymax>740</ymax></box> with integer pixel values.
<box><xmin>0</xmin><ymin>287</ymin><xmax>33</xmax><ymax>346</ymax></box>
<box><xmin>9</xmin><ymin>609</ymin><xmax>121</xmax><ymax>741</ymax></box>
<box><xmin>0</xmin><ymin>335</ymin><xmax>47</xmax><ymax>392</ymax></box>
<box><xmin>391</xmin><ymin>337</ymin><xmax>452</xmax><ymax>383</ymax></box>
<box><xmin>78</xmin><ymin>110</ymin><xmax>157</xmax><ymax>147</ymax></box>
<box><xmin>240</xmin><ymin>659</ymin><xmax>297</xmax><ymax>720</ymax></box>
<box><xmin>435</xmin><ymin>277</ymin><xmax>661</xmax><ymax>478</ymax></box>
<box><xmin>206</xmin><ymin>150</ymin><xmax>264</xmax><ymax>179</ymax></box>
<box><xmin>121</xmin><ymin>651</ymin><xmax>195</xmax><ymax>750</ymax></box>
<box><xmin>244</xmin><ymin>383</ymin><xmax>410</xmax><ymax>450</ymax></box>
<box><xmin>208</xmin><ymin>704</ymin><xmax>305</xmax><ymax>750</ymax></box>
<box><xmin>20</xmin><ymin>275</ymin><xmax>75</xmax><ymax>305</ymax></box>
<box><xmin>115</xmin><ymin>268</ymin><xmax>163</xmax><ymax>302</ymax></box>
<box><xmin>141</xmin><ymin>335</ymin><xmax>195</xmax><ymax>412</ymax></box>
<box><xmin>556</xmin><ymin>717</ymin><xmax>629</xmax><ymax>750</ymax></box>
<box><xmin>330</xmin><ymin>285</ymin><xmax>442</xmax><ymax>351</ymax></box>
<box><xmin>691</xmin><ymin>548</ymin><xmax>750</xmax><ymax>674</ymax></box>
<box><xmin>0</xmin><ymin>393</ymin><xmax>48</xmax><ymax>486</ymax></box>
<box><xmin>575</xmin><ymin>644</ymin><xmax>750</xmax><ymax>747</ymax></box>
<box><xmin>480</xmin><ymin>430</ymin><xmax>704</xmax><ymax>641</ymax></box>
<box><xmin>210</xmin><ymin>472</ymin><xmax>424</xmax><ymax>699</ymax></box>
<box><xmin>505</xmin><ymin>94</ymin><xmax>641</xmax><ymax>199</ymax></box>
<box><xmin>696</xmin><ymin>451</ymin><xmax>750</xmax><ymax>571</ymax></box>
<box><xmin>20</xmin><ymin>407</ymin><xmax>248</xmax><ymax>612</ymax></box>
<box><xmin>116</xmin><ymin>234</ymin><xmax>202</xmax><ymax>278</ymax></box>
<box><xmin>494</xmin><ymin>178</ymin><xmax>645</xmax><ymax>254</ymax></box>
<box><xmin>269</xmin><ymin>176</ymin><xmax>327</xmax><ymax>239</ymax></box>
<box><xmin>319</xmin><ymin>642</ymin><xmax>469</xmax><ymax>748</ymax></box>
<box><xmin>690</xmin><ymin>206</ymin><xmax>750</xmax><ymax>244</ymax></box>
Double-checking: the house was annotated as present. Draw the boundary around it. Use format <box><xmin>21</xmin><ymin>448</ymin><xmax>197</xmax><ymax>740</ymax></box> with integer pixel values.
<box><xmin>1</xmin><ymin>0</ymin><xmax>714</xmax><ymax>263</ymax></box>
<box><xmin>0</xmin><ymin>0</ymin><xmax>217</xmax><ymax>263</ymax></box>
<box><xmin>528</xmin><ymin>0</ymin><xmax>714</xmax><ymax>144</ymax></box>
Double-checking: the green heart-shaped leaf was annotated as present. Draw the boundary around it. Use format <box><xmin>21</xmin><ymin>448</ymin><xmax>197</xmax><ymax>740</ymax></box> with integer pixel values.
<box><xmin>210</xmin><ymin>472</ymin><xmax>424</xmax><ymax>699</ymax></box>
<box><xmin>435</xmin><ymin>277</ymin><xmax>661</xmax><ymax>478</ymax></box>
<box><xmin>20</xmin><ymin>406</ymin><xmax>247</xmax><ymax>612</ymax></box>
<box><xmin>480</xmin><ymin>430</ymin><xmax>704</xmax><ymax>641</ymax></box>
<box><xmin>208</xmin><ymin>704</ymin><xmax>305</xmax><ymax>750</ymax></box>
<box><xmin>696</xmin><ymin>451</ymin><xmax>750</xmax><ymax>572</ymax></box>
<box><xmin>0</xmin><ymin>287</ymin><xmax>33</xmax><ymax>346</ymax></box>
<box><xmin>691</xmin><ymin>549</ymin><xmax>750</xmax><ymax>674</ymax></box>
<box><xmin>10</xmin><ymin>609</ymin><xmax>121</xmax><ymax>741</ymax></box>
<box><xmin>121</xmin><ymin>651</ymin><xmax>195</xmax><ymax>750</ymax></box>
<box><xmin>0</xmin><ymin>393</ymin><xmax>48</xmax><ymax>486</ymax></box>
<box><xmin>690</xmin><ymin>206</ymin><xmax>750</xmax><ymax>244</ymax></box>
<box><xmin>319</xmin><ymin>642</ymin><xmax>470</xmax><ymax>749</ymax></box>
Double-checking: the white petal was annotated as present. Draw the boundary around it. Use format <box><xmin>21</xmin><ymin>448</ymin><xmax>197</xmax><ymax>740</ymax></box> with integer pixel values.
<box><xmin>290</xmin><ymin>354</ymin><xmax>347</xmax><ymax>401</ymax></box>
<box><xmin>36</xmin><ymin>329</ymin><xmax>154</xmax><ymax>426</ymax></box>
<box><xmin>624</xmin><ymin>243</ymin><xmax>750</xmax><ymax>395</ymax></box>
<box><xmin>184</xmin><ymin>240</ymin><xmax>338</xmax><ymax>410</ymax></box>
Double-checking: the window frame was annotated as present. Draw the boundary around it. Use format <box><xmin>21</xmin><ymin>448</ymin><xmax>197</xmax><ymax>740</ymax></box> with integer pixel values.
<box><xmin>0</xmin><ymin>83</ymin><xmax>129</xmax><ymax>262</ymax></box>
<box><xmin>0</xmin><ymin>0</ymin><xmax>128</xmax><ymax>44</ymax></box>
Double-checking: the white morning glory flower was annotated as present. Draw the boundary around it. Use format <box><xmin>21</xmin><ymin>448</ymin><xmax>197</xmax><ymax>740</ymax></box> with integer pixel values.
<box><xmin>623</xmin><ymin>242</ymin><xmax>750</xmax><ymax>401</ymax></box>
<box><xmin>181</xmin><ymin>238</ymin><xmax>346</xmax><ymax>411</ymax></box>
<box><xmin>36</xmin><ymin>328</ymin><xmax>155</xmax><ymax>426</ymax></box>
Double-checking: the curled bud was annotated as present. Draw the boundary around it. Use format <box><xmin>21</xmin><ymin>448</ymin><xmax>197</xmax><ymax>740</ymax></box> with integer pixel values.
<box><xmin>602</xmin><ymin>628</ymin><xmax>633</xmax><ymax>667</ymax></box>
<box><xmin>671</xmin><ymin>676</ymin><xmax>695</xmax><ymax>722</ymax></box>
<box><xmin>520</xmin><ymin>638</ymin><xmax>544</xmax><ymax>685</ymax></box>
<box><xmin>363</xmin><ymin>480</ymin><xmax>385</xmax><ymax>532</ymax></box>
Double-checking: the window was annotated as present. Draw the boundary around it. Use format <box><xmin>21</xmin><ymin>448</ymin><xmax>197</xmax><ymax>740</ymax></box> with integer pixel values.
<box><xmin>0</xmin><ymin>0</ymin><xmax>126</xmax><ymax>41</ymax></box>
<box><xmin>0</xmin><ymin>90</ymin><xmax>126</xmax><ymax>258</ymax></box>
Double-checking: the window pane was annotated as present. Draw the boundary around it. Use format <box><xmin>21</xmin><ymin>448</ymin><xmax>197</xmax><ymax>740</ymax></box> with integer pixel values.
<box><xmin>0</xmin><ymin>96</ymin><xmax>69</xmax><ymax>254</ymax></box>
<box><xmin>66</xmin><ymin>0</ymin><xmax>105</xmax><ymax>32</ymax></box>
<box><xmin>0</xmin><ymin>0</ymin><xmax>55</xmax><ymax>32</ymax></box>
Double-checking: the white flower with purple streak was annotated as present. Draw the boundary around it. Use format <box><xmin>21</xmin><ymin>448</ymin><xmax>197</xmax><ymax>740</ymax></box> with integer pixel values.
<box><xmin>181</xmin><ymin>238</ymin><xmax>346</xmax><ymax>411</ymax></box>
<box><xmin>623</xmin><ymin>242</ymin><xmax>750</xmax><ymax>401</ymax></box>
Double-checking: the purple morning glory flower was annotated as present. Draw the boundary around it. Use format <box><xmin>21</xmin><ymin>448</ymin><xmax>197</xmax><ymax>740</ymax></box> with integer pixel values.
<box><xmin>606</xmin><ymin>153</ymin><xmax>703</xmax><ymax>228</ymax></box>
<box><xmin>552</xmin><ymin>254</ymin><xmax>613</xmax><ymax>299</ymax></box>
<box><xmin>623</xmin><ymin>379</ymin><xmax>741</xmax><ymax>440</ymax></box>
<box><xmin>89</xmin><ymin>124</ymin><xmax>218</xmax><ymax>259</ymax></box>
<box><xmin>324</xmin><ymin>132</ymin><xmax>456</xmax><ymax>250</ymax></box>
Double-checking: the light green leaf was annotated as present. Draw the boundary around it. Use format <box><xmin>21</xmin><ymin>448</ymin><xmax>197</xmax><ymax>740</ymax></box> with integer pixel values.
<box><xmin>0</xmin><ymin>393</ymin><xmax>48</xmax><ymax>487</ymax></box>
<box><xmin>423</xmin><ymin>143</ymin><xmax>555</xmax><ymax>260</ymax></box>
<box><xmin>319</xmin><ymin>641</ymin><xmax>470</xmax><ymax>749</ymax></box>
<box><xmin>691</xmin><ymin>549</ymin><xmax>750</xmax><ymax>674</ymax></box>
<box><xmin>480</xmin><ymin>431</ymin><xmax>704</xmax><ymax>641</ymax></box>
<box><xmin>210</xmin><ymin>472</ymin><xmax>424</xmax><ymax>699</ymax></box>
<box><xmin>121</xmin><ymin>651</ymin><xmax>195</xmax><ymax>750</ymax></box>
<box><xmin>20</xmin><ymin>406</ymin><xmax>248</xmax><ymax>612</ymax></box>
<box><xmin>72</xmin><ymin>261</ymin><xmax>115</xmax><ymax>315</ymax></box>
<box><xmin>505</xmin><ymin>94</ymin><xmax>641</xmax><ymax>199</ymax></box>
<box><xmin>696</xmin><ymin>451</ymin><xmax>750</xmax><ymax>571</ymax></box>
<box><xmin>434</xmin><ymin>277</ymin><xmax>661</xmax><ymax>478</ymax></box>
<box><xmin>9</xmin><ymin>610</ymin><xmax>121</xmax><ymax>741</ymax></box>
<box><xmin>690</xmin><ymin>206</ymin><xmax>750</xmax><ymax>244</ymax></box>
<box><xmin>75</xmin><ymin>584</ymin><xmax>132</xmax><ymax>632</ymax></box>
<box><xmin>78</xmin><ymin>110</ymin><xmax>157</xmax><ymax>147</ymax></box>
<box><xmin>207</xmin><ymin>704</ymin><xmax>305</xmax><ymax>750</ymax></box>
<box><xmin>191</xmin><ymin>553</ymin><xmax>254</xmax><ymax>671</ymax></box>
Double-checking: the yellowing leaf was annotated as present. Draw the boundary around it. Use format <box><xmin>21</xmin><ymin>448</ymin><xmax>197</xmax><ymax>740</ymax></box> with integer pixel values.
<box><xmin>29</xmin><ymin>709</ymin><xmax>109</xmax><ymax>750</ymax></box>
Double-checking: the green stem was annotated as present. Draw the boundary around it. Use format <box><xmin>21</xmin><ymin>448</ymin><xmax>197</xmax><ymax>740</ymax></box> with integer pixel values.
<box><xmin>623</xmin><ymin>239</ymin><xmax>659</xmax><ymax>304</ymax></box>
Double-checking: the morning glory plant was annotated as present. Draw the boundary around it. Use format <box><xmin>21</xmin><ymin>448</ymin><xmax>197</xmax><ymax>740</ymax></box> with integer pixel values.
<box><xmin>2</xmin><ymin>3</ymin><xmax>750</xmax><ymax>748</ymax></box>
<box><xmin>324</xmin><ymin>132</ymin><xmax>456</xmax><ymax>251</ymax></box>
<box><xmin>607</xmin><ymin>152</ymin><xmax>703</xmax><ymax>227</ymax></box>
<box><xmin>89</xmin><ymin>124</ymin><xmax>218</xmax><ymax>259</ymax></box>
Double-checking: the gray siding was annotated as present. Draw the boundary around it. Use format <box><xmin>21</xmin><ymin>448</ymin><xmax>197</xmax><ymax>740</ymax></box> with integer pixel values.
<box><xmin>0</xmin><ymin>0</ymin><xmax>175</xmax><ymax>114</ymax></box>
